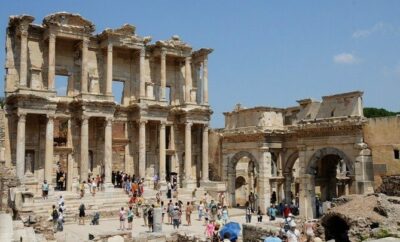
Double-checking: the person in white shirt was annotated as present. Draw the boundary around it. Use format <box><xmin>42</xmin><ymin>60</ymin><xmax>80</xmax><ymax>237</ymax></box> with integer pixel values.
<box><xmin>286</xmin><ymin>223</ymin><xmax>300</xmax><ymax>242</ymax></box>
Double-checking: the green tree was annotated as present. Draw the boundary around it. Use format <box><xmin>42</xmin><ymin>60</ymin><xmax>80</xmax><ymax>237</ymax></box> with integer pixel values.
<box><xmin>364</xmin><ymin>107</ymin><xmax>400</xmax><ymax>118</ymax></box>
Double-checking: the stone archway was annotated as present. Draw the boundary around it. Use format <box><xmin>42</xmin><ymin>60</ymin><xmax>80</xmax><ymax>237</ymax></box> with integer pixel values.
<box><xmin>302</xmin><ymin>147</ymin><xmax>354</xmax><ymax>218</ymax></box>
<box><xmin>227</xmin><ymin>151</ymin><xmax>259</xmax><ymax>207</ymax></box>
<box><xmin>283</xmin><ymin>151</ymin><xmax>300</xmax><ymax>204</ymax></box>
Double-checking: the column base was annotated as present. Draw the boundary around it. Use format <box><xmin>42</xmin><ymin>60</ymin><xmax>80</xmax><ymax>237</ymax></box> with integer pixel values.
<box><xmin>182</xmin><ymin>179</ymin><xmax>196</xmax><ymax>189</ymax></box>
<box><xmin>158</xmin><ymin>180</ymin><xmax>167</xmax><ymax>192</ymax></box>
<box><xmin>103</xmin><ymin>182</ymin><xmax>115</xmax><ymax>192</ymax></box>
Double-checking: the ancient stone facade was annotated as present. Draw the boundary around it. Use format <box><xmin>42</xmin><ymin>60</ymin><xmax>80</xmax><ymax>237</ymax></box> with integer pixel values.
<box><xmin>3</xmin><ymin>12</ymin><xmax>212</xmax><ymax>192</ymax></box>
<box><xmin>212</xmin><ymin>91</ymin><xmax>376</xmax><ymax>218</ymax></box>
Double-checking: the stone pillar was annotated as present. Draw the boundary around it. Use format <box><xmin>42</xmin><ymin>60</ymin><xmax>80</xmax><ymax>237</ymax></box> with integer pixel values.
<box><xmin>139</xmin><ymin>48</ymin><xmax>146</xmax><ymax>98</ymax></box>
<box><xmin>19</xmin><ymin>29</ymin><xmax>28</xmax><ymax>87</ymax></box>
<box><xmin>104</xmin><ymin>117</ymin><xmax>113</xmax><ymax>185</ymax></box>
<box><xmin>184</xmin><ymin>56</ymin><xmax>192</xmax><ymax>103</ymax></box>
<box><xmin>48</xmin><ymin>33</ymin><xmax>56</xmax><ymax>90</ymax></box>
<box><xmin>138</xmin><ymin>120</ymin><xmax>147</xmax><ymax>179</ymax></box>
<box><xmin>81</xmin><ymin>38</ymin><xmax>89</xmax><ymax>93</ymax></box>
<box><xmin>354</xmin><ymin>142</ymin><xmax>374</xmax><ymax>194</ymax></box>
<box><xmin>258</xmin><ymin>146</ymin><xmax>271</xmax><ymax>213</ymax></box>
<box><xmin>16</xmin><ymin>113</ymin><xmax>26</xmax><ymax>179</ymax></box>
<box><xmin>80</xmin><ymin>116</ymin><xmax>89</xmax><ymax>182</ymax></box>
<box><xmin>44</xmin><ymin>115</ymin><xmax>54</xmax><ymax>183</ymax></box>
<box><xmin>106</xmin><ymin>43</ymin><xmax>113</xmax><ymax>95</ymax></box>
<box><xmin>66</xmin><ymin>119</ymin><xmax>73</xmax><ymax>191</ymax></box>
<box><xmin>298</xmin><ymin>146</ymin><xmax>316</xmax><ymax>219</ymax></box>
<box><xmin>201</xmin><ymin>125</ymin><xmax>209</xmax><ymax>182</ymax></box>
<box><xmin>160</xmin><ymin>50</ymin><xmax>166</xmax><ymax>101</ymax></box>
<box><xmin>159</xmin><ymin>122</ymin><xmax>166</xmax><ymax>182</ymax></box>
<box><xmin>183</xmin><ymin>122</ymin><xmax>194</xmax><ymax>188</ymax></box>
<box><xmin>202</xmin><ymin>57</ymin><xmax>209</xmax><ymax>105</ymax></box>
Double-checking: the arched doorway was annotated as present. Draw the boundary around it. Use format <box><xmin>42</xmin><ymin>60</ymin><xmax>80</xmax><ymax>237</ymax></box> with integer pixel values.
<box><xmin>228</xmin><ymin>151</ymin><xmax>259</xmax><ymax>207</ymax></box>
<box><xmin>283</xmin><ymin>151</ymin><xmax>300</xmax><ymax>205</ymax></box>
<box><xmin>306</xmin><ymin>147</ymin><xmax>353</xmax><ymax>218</ymax></box>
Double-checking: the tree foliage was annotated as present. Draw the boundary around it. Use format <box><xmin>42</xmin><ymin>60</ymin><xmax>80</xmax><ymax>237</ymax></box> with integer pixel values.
<box><xmin>364</xmin><ymin>107</ymin><xmax>400</xmax><ymax>118</ymax></box>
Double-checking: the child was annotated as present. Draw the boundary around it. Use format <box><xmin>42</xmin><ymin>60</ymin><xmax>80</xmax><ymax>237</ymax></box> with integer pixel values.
<box><xmin>205</xmin><ymin>219</ymin><xmax>215</xmax><ymax>238</ymax></box>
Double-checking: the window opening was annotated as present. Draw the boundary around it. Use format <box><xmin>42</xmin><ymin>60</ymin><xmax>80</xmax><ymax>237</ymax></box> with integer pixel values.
<box><xmin>112</xmin><ymin>80</ymin><xmax>124</xmax><ymax>104</ymax></box>
<box><xmin>55</xmin><ymin>75</ymin><xmax>68</xmax><ymax>96</ymax></box>
<box><xmin>166</xmin><ymin>86</ymin><xmax>171</xmax><ymax>104</ymax></box>
<box><xmin>394</xmin><ymin>149</ymin><xmax>399</xmax><ymax>159</ymax></box>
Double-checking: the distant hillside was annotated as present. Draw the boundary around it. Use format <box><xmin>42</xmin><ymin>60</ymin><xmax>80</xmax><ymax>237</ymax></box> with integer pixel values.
<box><xmin>364</xmin><ymin>107</ymin><xmax>400</xmax><ymax>118</ymax></box>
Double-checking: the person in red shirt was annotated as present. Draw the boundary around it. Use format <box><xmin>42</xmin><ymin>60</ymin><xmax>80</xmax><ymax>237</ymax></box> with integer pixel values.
<box><xmin>283</xmin><ymin>203</ymin><xmax>291</xmax><ymax>218</ymax></box>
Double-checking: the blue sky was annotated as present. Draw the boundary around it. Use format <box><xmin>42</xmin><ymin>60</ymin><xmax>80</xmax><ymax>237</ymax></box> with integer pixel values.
<box><xmin>1</xmin><ymin>1</ymin><xmax>400</xmax><ymax>128</ymax></box>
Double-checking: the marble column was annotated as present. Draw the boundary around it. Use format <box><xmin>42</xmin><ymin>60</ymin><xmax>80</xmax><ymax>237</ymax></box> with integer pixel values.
<box><xmin>81</xmin><ymin>38</ymin><xmax>89</xmax><ymax>93</ymax></box>
<box><xmin>106</xmin><ymin>43</ymin><xmax>113</xmax><ymax>95</ymax></box>
<box><xmin>160</xmin><ymin>51</ymin><xmax>166</xmax><ymax>101</ymax></box>
<box><xmin>16</xmin><ymin>113</ymin><xmax>26</xmax><ymax>179</ymax></box>
<box><xmin>19</xmin><ymin>29</ymin><xmax>28</xmax><ymax>87</ymax></box>
<box><xmin>184</xmin><ymin>122</ymin><xmax>193</xmax><ymax>187</ymax></box>
<box><xmin>201</xmin><ymin>125</ymin><xmax>209</xmax><ymax>182</ymax></box>
<box><xmin>44</xmin><ymin>115</ymin><xmax>54</xmax><ymax>183</ymax></box>
<box><xmin>104</xmin><ymin>117</ymin><xmax>112</xmax><ymax>184</ymax></box>
<box><xmin>66</xmin><ymin>119</ymin><xmax>73</xmax><ymax>191</ymax></box>
<box><xmin>258</xmin><ymin>146</ymin><xmax>272</xmax><ymax>214</ymax></box>
<box><xmin>80</xmin><ymin>116</ymin><xmax>89</xmax><ymax>182</ymax></box>
<box><xmin>159</xmin><ymin>122</ymin><xmax>166</xmax><ymax>181</ymax></box>
<box><xmin>48</xmin><ymin>33</ymin><xmax>56</xmax><ymax>90</ymax></box>
<box><xmin>138</xmin><ymin>120</ymin><xmax>147</xmax><ymax>178</ymax></box>
<box><xmin>139</xmin><ymin>48</ymin><xmax>146</xmax><ymax>98</ymax></box>
<box><xmin>184</xmin><ymin>56</ymin><xmax>192</xmax><ymax>103</ymax></box>
<box><xmin>202</xmin><ymin>57</ymin><xmax>209</xmax><ymax>105</ymax></box>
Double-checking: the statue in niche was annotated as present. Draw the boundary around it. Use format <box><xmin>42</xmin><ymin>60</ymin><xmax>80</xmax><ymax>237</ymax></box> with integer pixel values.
<box><xmin>25</xmin><ymin>152</ymin><xmax>33</xmax><ymax>175</ymax></box>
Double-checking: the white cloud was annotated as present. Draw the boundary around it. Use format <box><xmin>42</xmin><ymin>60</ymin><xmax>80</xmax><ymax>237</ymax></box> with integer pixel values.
<box><xmin>333</xmin><ymin>53</ymin><xmax>359</xmax><ymax>64</ymax></box>
<box><xmin>352</xmin><ymin>22</ymin><xmax>393</xmax><ymax>39</ymax></box>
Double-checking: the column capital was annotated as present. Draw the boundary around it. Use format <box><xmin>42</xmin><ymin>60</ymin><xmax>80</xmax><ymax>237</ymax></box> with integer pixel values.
<box><xmin>139</xmin><ymin>119</ymin><xmax>148</xmax><ymax>125</ymax></box>
<box><xmin>82</xmin><ymin>37</ymin><xmax>89</xmax><ymax>46</ymax></box>
<box><xmin>46</xmin><ymin>114</ymin><xmax>55</xmax><ymax>121</ymax></box>
<box><xmin>185</xmin><ymin>121</ymin><xmax>193</xmax><ymax>127</ymax></box>
<box><xmin>140</xmin><ymin>47</ymin><xmax>146</xmax><ymax>57</ymax></box>
<box><xmin>107</xmin><ymin>42</ymin><xmax>113</xmax><ymax>52</ymax></box>
<box><xmin>81</xmin><ymin>115</ymin><xmax>89</xmax><ymax>124</ymax></box>
<box><xmin>185</xmin><ymin>56</ymin><xmax>192</xmax><ymax>62</ymax></box>
<box><xmin>105</xmin><ymin>117</ymin><xmax>113</xmax><ymax>125</ymax></box>
<box><xmin>17</xmin><ymin>112</ymin><xmax>27</xmax><ymax>121</ymax></box>
<box><xmin>49</xmin><ymin>32</ymin><xmax>56</xmax><ymax>40</ymax></box>
<box><xmin>160</xmin><ymin>121</ymin><xmax>167</xmax><ymax>127</ymax></box>
<box><xmin>259</xmin><ymin>146</ymin><xmax>270</xmax><ymax>152</ymax></box>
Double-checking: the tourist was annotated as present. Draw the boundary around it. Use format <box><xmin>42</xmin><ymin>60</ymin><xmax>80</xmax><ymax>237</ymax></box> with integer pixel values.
<box><xmin>198</xmin><ymin>201</ymin><xmax>205</xmax><ymax>221</ymax></box>
<box><xmin>245</xmin><ymin>201</ymin><xmax>252</xmax><ymax>223</ymax></box>
<box><xmin>268</xmin><ymin>204</ymin><xmax>278</xmax><ymax>221</ymax></box>
<box><xmin>168</xmin><ymin>200</ymin><xmax>174</xmax><ymax>224</ymax></box>
<box><xmin>304</xmin><ymin>220</ymin><xmax>316</xmax><ymax>242</ymax></box>
<box><xmin>51</xmin><ymin>205</ymin><xmax>59</xmax><ymax>232</ymax></box>
<box><xmin>78</xmin><ymin>203</ymin><xmax>86</xmax><ymax>225</ymax></box>
<box><xmin>119</xmin><ymin>207</ymin><xmax>126</xmax><ymax>230</ymax></box>
<box><xmin>59</xmin><ymin>202</ymin><xmax>66</xmax><ymax>214</ymax></box>
<box><xmin>203</xmin><ymin>192</ymin><xmax>209</xmax><ymax>207</ymax></box>
<box><xmin>249</xmin><ymin>192</ymin><xmax>256</xmax><ymax>211</ymax></box>
<box><xmin>127</xmin><ymin>206</ymin><xmax>134</xmax><ymax>230</ymax></box>
<box><xmin>172</xmin><ymin>206</ymin><xmax>181</xmax><ymax>229</ymax></box>
<box><xmin>42</xmin><ymin>180</ymin><xmax>49</xmax><ymax>200</ymax></box>
<box><xmin>167</xmin><ymin>181</ymin><xmax>172</xmax><ymax>199</ymax></box>
<box><xmin>219</xmin><ymin>192</ymin><xmax>225</xmax><ymax>207</ymax></box>
<box><xmin>153</xmin><ymin>174</ymin><xmax>159</xmax><ymax>190</ymax></box>
<box><xmin>205</xmin><ymin>219</ymin><xmax>215</xmax><ymax>239</ymax></box>
<box><xmin>91</xmin><ymin>178</ymin><xmax>97</xmax><ymax>196</ymax></box>
<box><xmin>91</xmin><ymin>211</ymin><xmax>100</xmax><ymax>225</ymax></box>
<box><xmin>257</xmin><ymin>206</ymin><xmax>263</xmax><ymax>222</ymax></box>
<box><xmin>185</xmin><ymin>201</ymin><xmax>193</xmax><ymax>226</ymax></box>
<box><xmin>142</xmin><ymin>204</ymin><xmax>148</xmax><ymax>226</ymax></box>
<box><xmin>79</xmin><ymin>181</ymin><xmax>86</xmax><ymax>198</ymax></box>
<box><xmin>286</xmin><ymin>223</ymin><xmax>300</xmax><ymax>242</ymax></box>
<box><xmin>212</xmin><ymin>223</ymin><xmax>221</xmax><ymax>242</ymax></box>
<box><xmin>264</xmin><ymin>230</ymin><xmax>282</xmax><ymax>242</ymax></box>
<box><xmin>221</xmin><ymin>206</ymin><xmax>229</xmax><ymax>224</ymax></box>
<box><xmin>222</xmin><ymin>232</ymin><xmax>232</xmax><ymax>242</ymax></box>
<box><xmin>58</xmin><ymin>171</ymin><xmax>65</xmax><ymax>191</ymax></box>
<box><xmin>57</xmin><ymin>195</ymin><xmax>64</xmax><ymax>206</ymax></box>
<box><xmin>283</xmin><ymin>204</ymin><xmax>291</xmax><ymax>218</ymax></box>
<box><xmin>147</xmin><ymin>204</ymin><xmax>154</xmax><ymax>232</ymax></box>
<box><xmin>161</xmin><ymin>201</ymin><xmax>166</xmax><ymax>223</ymax></box>
<box><xmin>57</xmin><ymin>211</ymin><xmax>64</xmax><ymax>232</ymax></box>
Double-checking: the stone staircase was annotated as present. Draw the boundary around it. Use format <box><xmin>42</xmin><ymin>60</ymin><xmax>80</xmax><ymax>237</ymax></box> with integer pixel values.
<box><xmin>18</xmin><ymin>185</ymin><xmax>210</xmax><ymax>225</ymax></box>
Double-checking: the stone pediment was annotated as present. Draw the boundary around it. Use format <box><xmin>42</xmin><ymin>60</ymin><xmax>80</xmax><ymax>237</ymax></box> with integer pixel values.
<box><xmin>99</xmin><ymin>24</ymin><xmax>152</xmax><ymax>45</ymax></box>
<box><xmin>155</xmin><ymin>35</ymin><xmax>192</xmax><ymax>51</ymax></box>
<box><xmin>43</xmin><ymin>12</ymin><xmax>95</xmax><ymax>33</ymax></box>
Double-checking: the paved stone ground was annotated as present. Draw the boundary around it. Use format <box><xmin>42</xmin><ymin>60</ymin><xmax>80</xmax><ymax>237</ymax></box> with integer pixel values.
<box><xmin>55</xmin><ymin>209</ymin><xmax>285</xmax><ymax>242</ymax></box>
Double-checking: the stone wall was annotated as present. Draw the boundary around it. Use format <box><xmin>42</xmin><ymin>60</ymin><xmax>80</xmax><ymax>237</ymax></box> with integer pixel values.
<box><xmin>208</xmin><ymin>129</ymin><xmax>222</xmax><ymax>181</ymax></box>
<box><xmin>376</xmin><ymin>176</ymin><xmax>400</xmax><ymax>196</ymax></box>
<box><xmin>363</xmin><ymin>116</ymin><xmax>400</xmax><ymax>188</ymax></box>
<box><xmin>242</xmin><ymin>223</ymin><xmax>280</xmax><ymax>242</ymax></box>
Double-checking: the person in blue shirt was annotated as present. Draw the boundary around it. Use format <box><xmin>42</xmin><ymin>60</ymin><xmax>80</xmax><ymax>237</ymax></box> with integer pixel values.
<box><xmin>264</xmin><ymin>230</ymin><xmax>282</xmax><ymax>242</ymax></box>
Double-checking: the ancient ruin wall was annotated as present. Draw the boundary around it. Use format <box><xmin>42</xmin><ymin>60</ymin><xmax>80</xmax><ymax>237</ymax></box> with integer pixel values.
<box><xmin>363</xmin><ymin>116</ymin><xmax>400</xmax><ymax>188</ymax></box>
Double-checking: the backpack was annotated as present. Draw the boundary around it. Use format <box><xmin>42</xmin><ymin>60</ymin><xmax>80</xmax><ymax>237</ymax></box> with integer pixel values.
<box><xmin>52</xmin><ymin>209</ymin><xmax>59</xmax><ymax>220</ymax></box>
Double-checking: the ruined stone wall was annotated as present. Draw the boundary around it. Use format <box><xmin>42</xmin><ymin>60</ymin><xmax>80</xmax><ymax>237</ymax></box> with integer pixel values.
<box><xmin>363</xmin><ymin>116</ymin><xmax>400</xmax><ymax>188</ymax></box>
<box><xmin>208</xmin><ymin>129</ymin><xmax>222</xmax><ymax>181</ymax></box>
